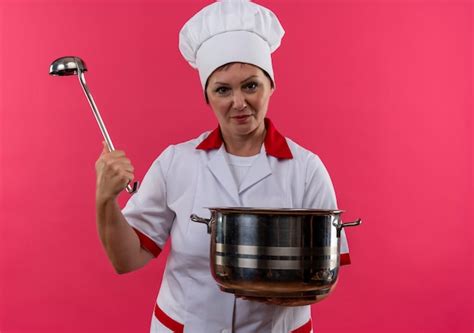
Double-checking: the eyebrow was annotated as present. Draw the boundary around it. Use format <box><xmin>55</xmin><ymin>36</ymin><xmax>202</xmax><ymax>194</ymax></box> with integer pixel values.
<box><xmin>213</xmin><ymin>75</ymin><xmax>259</xmax><ymax>86</ymax></box>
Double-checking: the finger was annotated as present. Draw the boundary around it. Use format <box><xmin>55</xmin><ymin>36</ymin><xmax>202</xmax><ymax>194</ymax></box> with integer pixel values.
<box><xmin>112</xmin><ymin>160</ymin><xmax>134</xmax><ymax>173</ymax></box>
<box><xmin>104</xmin><ymin>150</ymin><xmax>126</xmax><ymax>159</ymax></box>
<box><xmin>101</xmin><ymin>142</ymin><xmax>128</xmax><ymax>157</ymax></box>
<box><xmin>103</xmin><ymin>161</ymin><xmax>134</xmax><ymax>178</ymax></box>
<box><xmin>101</xmin><ymin>153</ymin><xmax>129</xmax><ymax>168</ymax></box>
<box><xmin>107</xmin><ymin>171</ymin><xmax>134</xmax><ymax>189</ymax></box>
<box><xmin>101</xmin><ymin>141</ymin><xmax>110</xmax><ymax>154</ymax></box>
<box><xmin>106</xmin><ymin>156</ymin><xmax>134</xmax><ymax>169</ymax></box>
<box><xmin>118</xmin><ymin>171</ymin><xmax>135</xmax><ymax>188</ymax></box>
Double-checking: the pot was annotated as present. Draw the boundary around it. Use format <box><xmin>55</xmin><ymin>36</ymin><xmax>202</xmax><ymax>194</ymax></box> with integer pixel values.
<box><xmin>190</xmin><ymin>207</ymin><xmax>361</xmax><ymax>306</ymax></box>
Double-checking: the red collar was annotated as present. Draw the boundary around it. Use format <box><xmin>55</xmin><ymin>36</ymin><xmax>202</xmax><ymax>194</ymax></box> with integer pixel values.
<box><xmin>196</xmin><ymin>118</ymin><xmax>293</xmax><ymax>159</ymax></box>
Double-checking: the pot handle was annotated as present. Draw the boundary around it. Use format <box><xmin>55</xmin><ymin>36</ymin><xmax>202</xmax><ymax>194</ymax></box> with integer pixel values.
<box><xmin>336</xmin><ymin>218</ymin><xmax>362</xmax><ymax>237</ymax></box>
<box><xmin>190</xmin><ymin>214</ymin><xmax>211</xmax><ymax>234</ymax></box>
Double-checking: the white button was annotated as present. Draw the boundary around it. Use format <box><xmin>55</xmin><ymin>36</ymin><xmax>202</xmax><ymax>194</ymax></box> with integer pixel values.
<box><xmin>221</xmin><ymin>329</ymin><xmax>230</xmax><ymax>333</ymax></box>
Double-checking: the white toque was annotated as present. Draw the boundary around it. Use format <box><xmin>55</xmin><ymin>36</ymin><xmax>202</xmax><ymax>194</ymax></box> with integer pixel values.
<box><xmin>179</xmin><ymin>0</ymin><xmax>285</xmax><ymax>90</ymax></box>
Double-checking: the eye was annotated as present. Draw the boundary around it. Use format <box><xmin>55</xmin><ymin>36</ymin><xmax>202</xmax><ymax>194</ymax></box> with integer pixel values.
<box><xmin>215</xmin><ymin>86</ymin><xmax>230</xmax><ymax>95</ymax></box>
<box><xmin>243</xmin><ymin>81</ymin><xmax>259</xmax><ymax>91</ymax></box>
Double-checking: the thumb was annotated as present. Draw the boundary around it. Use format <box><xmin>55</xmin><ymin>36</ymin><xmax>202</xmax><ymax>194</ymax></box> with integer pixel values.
<box><xmin>101</xmin><ymin>141</ymin><xmax>110</xmax><ymax>154</ymax></box>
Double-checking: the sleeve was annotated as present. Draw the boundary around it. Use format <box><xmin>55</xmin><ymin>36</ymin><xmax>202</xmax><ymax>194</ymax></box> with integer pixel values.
<box><xmin>121</xmin><ymin>146</ymin><xmax>176</xmax><ymax>258</ymax></box>
<box><xmin>302</xmin><ymin>154</ymin><xmax>351</xmax><ymax>266</ymax></box>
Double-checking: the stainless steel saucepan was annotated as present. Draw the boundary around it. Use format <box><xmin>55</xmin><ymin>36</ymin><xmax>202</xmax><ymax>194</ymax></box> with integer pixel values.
<box><xmin>191</xmin><ymin>207</ymin><xmax>361</xmax><ymax>306</ymax></box>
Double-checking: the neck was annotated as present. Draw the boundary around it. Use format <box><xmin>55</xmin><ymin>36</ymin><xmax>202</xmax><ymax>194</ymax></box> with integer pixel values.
<box><xmin>222</xmin><ymin>124</ymin><xmax>266</xmax><ymax>157</ymax></box>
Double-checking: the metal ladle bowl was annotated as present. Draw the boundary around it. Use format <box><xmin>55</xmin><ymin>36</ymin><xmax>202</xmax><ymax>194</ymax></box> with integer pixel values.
<box><xmin>49</xmin><ymin>56</ymin><xmax>138</xmax><ymax>194</ymax></box>
<box><xmin>49</xmin><ymin>56</ymin><xmax>87</xmax><ymax>76</ymax></box>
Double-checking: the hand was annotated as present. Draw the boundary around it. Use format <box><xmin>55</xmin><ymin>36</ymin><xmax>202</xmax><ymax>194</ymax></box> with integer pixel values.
<box><xmin>95</xmin><ymin>142</ymin><xmax>135</xmax><ymax>202</ymax></box>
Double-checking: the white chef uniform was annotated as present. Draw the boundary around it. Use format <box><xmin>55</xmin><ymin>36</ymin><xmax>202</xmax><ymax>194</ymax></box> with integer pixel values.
<box><xmin>122</xmin><ymin>118</ymin><xmax>351</xmax><ymax>333</ymax></box>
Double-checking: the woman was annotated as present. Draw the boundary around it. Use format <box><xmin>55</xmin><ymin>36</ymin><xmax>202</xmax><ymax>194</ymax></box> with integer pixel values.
<box><xmin>95</xmin><ymin>1</ymin><xmax>350</xmax><ymax>332</ymax></box>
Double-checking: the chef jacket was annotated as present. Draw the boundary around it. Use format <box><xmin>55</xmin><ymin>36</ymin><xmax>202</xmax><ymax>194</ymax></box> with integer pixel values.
<box><xmin>122</xmin><ymin>118</ymin><xmax>350</xmax><ymax>333</ymax></box>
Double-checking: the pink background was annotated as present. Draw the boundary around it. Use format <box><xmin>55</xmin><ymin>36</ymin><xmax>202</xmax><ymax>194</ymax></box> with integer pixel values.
<box><xmin>0</xmin><ymin>0</ymin><xmax>472</xmax><ymax>332</ymax></box>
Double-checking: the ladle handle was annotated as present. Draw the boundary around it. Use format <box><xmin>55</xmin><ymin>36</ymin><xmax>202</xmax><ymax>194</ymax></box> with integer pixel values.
<box><xmin>77</xmin><ymin>71</ymin><xmax>139</xmax><ymax>194</ymax></box>
<box><xmin>125</xmin><ymin>181</ymin><xmax>139</xmax><ymax>194</ymax></box>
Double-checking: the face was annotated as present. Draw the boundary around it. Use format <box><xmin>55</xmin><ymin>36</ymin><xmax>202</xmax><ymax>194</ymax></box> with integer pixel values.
<box><xmin>206</xmin><ymin>63</ymin><xmax>274</xmax><ymax>139</ymax></box>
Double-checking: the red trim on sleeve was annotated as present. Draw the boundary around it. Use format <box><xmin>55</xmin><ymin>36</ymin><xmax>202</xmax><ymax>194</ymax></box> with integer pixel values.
<box><xmin>196</xmin><ymin>118</ymin><xmax>293</xmax><ymax>159</ymax></box>
<box><xmin>340</xmin><ymin>253</ymin><xmax>351</xmax><ymax>265</ymax></box>
<box><xmin>132</xmin><ymin>228</ymin><xmax>161</xmax><ymax>258</ymax></box>
<box><xmin>154</xmin><ymin>303</ymin><xmax>184</xmax><ymax>333</ymax></box>
<box><xmin>292</xmin><ymin>319</ymin><xmax>312</xmax><ymax>333</ymax></box>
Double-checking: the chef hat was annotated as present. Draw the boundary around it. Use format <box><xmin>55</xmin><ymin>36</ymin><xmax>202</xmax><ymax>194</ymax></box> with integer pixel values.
<box><xmin>179</xmin><ymin>0</ymin><xmax>285</xmax><ymax>90</ymax></box>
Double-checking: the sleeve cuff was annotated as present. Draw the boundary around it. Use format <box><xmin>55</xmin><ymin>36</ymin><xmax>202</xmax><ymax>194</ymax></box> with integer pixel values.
<box><xmin>132</xmin><ymin>227</ymin><xmax>162</xmax><ymax>258</ymax></box>
<box><xmin>340</xmin><ymin>253</ymin><xmax>351</xmax><ymax>266</ymax></box>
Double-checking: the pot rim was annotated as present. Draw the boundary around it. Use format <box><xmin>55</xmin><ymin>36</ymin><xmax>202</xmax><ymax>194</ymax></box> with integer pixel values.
<box><xmin>206</xmin><ymin>207</ymin><xmax>344</xmax><ymax>215</ymax></box>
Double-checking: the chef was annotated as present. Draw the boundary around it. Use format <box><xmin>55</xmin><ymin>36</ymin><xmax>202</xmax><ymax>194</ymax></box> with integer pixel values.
<box><xmin>94</xmin><ymin>1</ymin><xmax>351</xmax><ymax>332</ymax></box>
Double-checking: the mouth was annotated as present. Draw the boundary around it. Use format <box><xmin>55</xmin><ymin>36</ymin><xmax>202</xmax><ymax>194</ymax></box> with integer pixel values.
<box><xmin>233</xmin><ymin>114</ymin><xmax>250</xmax><ymax>119</ymax></box>
<box><xmin>231</xmin><ymin>114</ymin><xmax>252</xmax><ymax>123</ymax></box>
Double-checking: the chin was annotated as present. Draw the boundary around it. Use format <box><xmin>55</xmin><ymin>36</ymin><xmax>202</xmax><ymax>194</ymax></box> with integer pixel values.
<box><xmin>234</xmin><ymin>122</ymin><xmax>257</xmax><ymax>133</ymax></box>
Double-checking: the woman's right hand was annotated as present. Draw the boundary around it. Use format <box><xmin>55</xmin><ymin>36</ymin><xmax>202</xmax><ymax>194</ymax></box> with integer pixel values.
<box><xmin>95</xmin><ymin>142</ymin><xmax>135</xmax><ymax>203</ymax></box>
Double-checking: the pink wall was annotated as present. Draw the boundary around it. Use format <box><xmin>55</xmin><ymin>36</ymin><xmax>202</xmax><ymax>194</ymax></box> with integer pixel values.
<box><xmin>0</xmin><ymin>1</ymin><xmax>472</xmax><ymax>332</ymax></box>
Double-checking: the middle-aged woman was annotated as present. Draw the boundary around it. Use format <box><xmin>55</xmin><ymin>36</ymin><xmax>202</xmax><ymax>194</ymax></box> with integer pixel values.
<box><xmin>95</xmin><ymin>1</ymin><xmax>351</xmax><ymax>332</ymax></box>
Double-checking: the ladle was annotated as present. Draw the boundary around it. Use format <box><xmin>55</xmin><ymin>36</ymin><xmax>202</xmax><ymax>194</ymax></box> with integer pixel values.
<box><xmin>49</xmin><ymin>56</ymin><xmax>138</xmax><ymax>194</ymax></box>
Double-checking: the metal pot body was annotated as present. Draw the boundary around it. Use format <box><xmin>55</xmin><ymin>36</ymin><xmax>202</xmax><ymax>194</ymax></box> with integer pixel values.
<box><xmin>191</xmin><ymin>208</ymin><xmax>361</xmax><ymax>305</ymax></box>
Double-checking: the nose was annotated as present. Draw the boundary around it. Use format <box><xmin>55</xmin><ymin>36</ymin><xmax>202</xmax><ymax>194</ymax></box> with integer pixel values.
<box><xmin>232</xmin><ymin>91</ymin><xmax>247</xmax><ymax>111</ymax></box>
